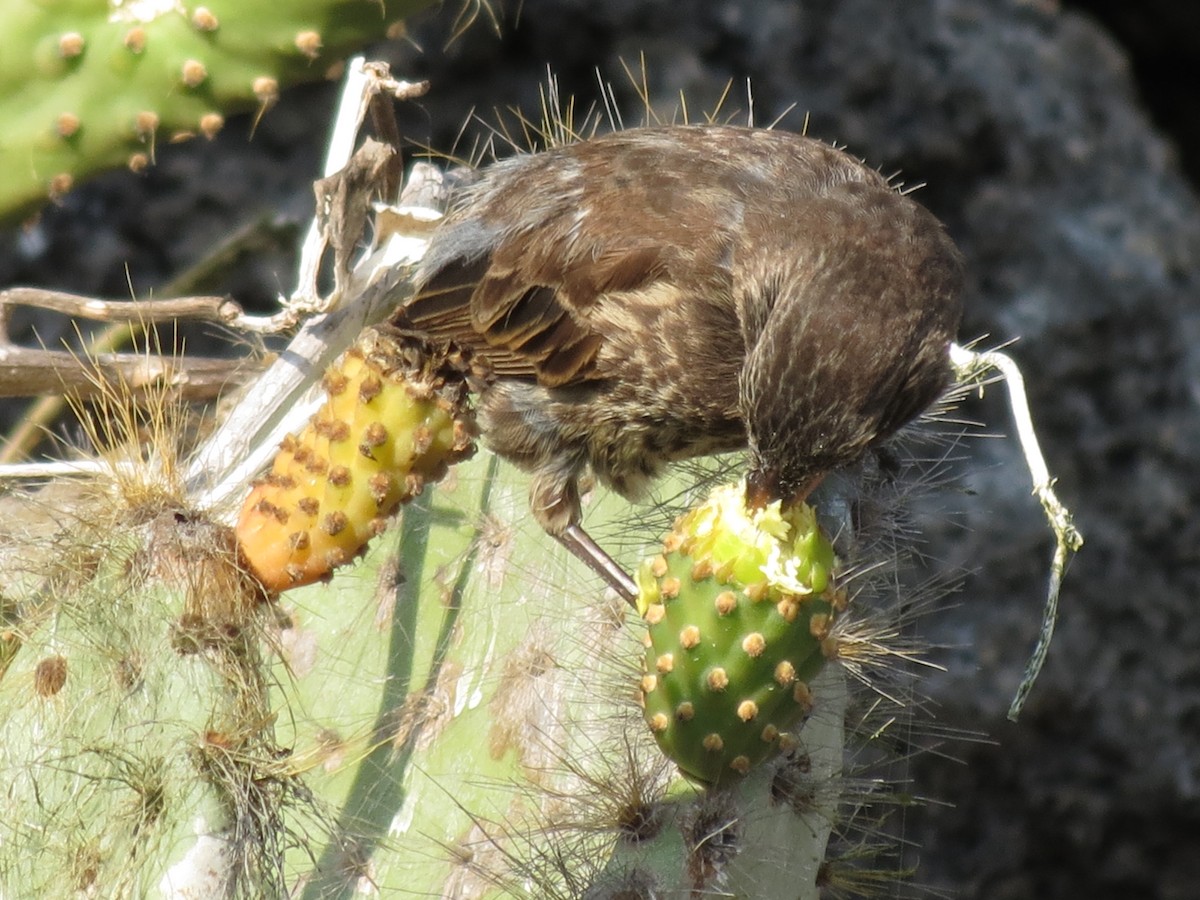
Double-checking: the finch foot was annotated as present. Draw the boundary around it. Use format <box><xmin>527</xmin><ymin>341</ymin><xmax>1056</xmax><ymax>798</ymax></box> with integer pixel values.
<box><xmin>558</xmin><ymin>524</ymin><xmax>638</xmax><ymax>604</ymax></box>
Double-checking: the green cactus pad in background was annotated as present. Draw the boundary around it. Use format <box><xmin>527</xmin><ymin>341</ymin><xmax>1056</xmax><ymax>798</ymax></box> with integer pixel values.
<box><xmin>0</xmin><ymin>0</ymin><xmax>436</xmax><ymax>222</ymax></box>
<box><xmin>638</xmin><ymin>482</ymin><xmax>844</xmax><ymax>784</ymax></box>
<box><xmin>236</xmin><ymin>325</ymin><xmax>477</xmax><ymax>594</ymax></box>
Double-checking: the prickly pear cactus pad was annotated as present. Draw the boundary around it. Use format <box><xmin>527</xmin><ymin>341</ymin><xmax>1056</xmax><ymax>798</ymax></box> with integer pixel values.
<box><xmin>638</xmin><ymin>482</ymin><xmax>843</xmax><ymax>784</ymax></box>
<box><xmin>236</xmin><ymin>325</ymin><xmax>476</xmax><ymax>593</ymax></box>
<box><xmin>0</xmin><ymin>0</ymin><xmax>435</xmax><ymax>220</ymax></box>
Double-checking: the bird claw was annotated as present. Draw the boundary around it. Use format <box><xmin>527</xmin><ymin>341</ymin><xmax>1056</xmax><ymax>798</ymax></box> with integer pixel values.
<box><xmin>558</xmin><ymin>524</ymin><xmax>639</xmax><ymax>604</ymax></box>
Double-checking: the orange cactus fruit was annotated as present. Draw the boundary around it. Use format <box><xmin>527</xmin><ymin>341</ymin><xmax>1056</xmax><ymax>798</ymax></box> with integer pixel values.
<box><xmin>236</xmin><ymin>326</ymin><xmax>477</xmax><ymax>593</ymax></box>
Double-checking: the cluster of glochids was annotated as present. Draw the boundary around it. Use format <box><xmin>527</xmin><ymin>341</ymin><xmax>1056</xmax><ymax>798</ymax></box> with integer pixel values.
<box><xmin>637</xmin><ymin>483</ymin><xmax>846</xmax><ymax>784</ymax></box>
<box><xmin>236</xmin><ymin>325</ymin><xmax>477</xmax><ymax>593</ymax></box>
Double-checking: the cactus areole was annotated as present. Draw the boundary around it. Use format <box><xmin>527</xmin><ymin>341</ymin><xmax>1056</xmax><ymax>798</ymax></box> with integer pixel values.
<box><xmin>638</xmin><ymin>482</ymin><xmax>843</xmax><ymax>784</ymax></box>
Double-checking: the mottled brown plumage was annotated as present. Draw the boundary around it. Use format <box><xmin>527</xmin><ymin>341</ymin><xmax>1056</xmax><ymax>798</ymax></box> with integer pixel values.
<box><xmin>395</xmin><ymin>125</ymin><xmax>964</xmax><ymax>597</ymax></box>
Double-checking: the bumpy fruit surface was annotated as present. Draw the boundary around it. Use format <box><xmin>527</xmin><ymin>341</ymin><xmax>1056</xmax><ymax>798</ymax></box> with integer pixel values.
<box><xmin>236</xmin><ymin>325</ymin><xmax>476</xmax><ymax>592</ymax></box>
<box><xmin>638</xmin><ymin>482</ymin><xmax>843</xmax><ymax>784</ymax></box>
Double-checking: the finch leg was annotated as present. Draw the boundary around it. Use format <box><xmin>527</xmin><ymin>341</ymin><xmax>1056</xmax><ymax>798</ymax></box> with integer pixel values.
<box><xmin>558</xmin><ymin>524</ymin><xmax>638</xmax><ymax>604</ymax></box>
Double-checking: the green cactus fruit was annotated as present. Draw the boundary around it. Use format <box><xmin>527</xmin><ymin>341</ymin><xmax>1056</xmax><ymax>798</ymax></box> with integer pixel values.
<box><xmin>0</xmin><ymin>0</ymin><xmax>437</xmax><ymax>221</ymax></box>
<box><xmin>638</xmin><ymin>482</ymin><xmax>844</xmax><ymax>784</ymax></box>
<box><xmin>236</xmin><ymin>325</ymin><xmax>476</xmax><ymax>593</ymax></box>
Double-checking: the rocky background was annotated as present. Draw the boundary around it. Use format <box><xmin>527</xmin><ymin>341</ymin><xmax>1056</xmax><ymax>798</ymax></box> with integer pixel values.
<box><xmin>3</xmin><ymin>1</ymin><xmax>1197</xmax><ymax>897</ymax></box>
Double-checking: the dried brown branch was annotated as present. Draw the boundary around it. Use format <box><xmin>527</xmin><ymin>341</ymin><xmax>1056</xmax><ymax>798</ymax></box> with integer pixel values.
<box><xmin>0</xmin><ymin>289</ymin><xmax>242</xmax><ymax>337</ymax></box>
<box><xmin>0</xmin><ymin>345</ymin><xmax>258</xmax><ymax>400</ymax></box>
<box><xmin>365</xmin><ymin>72</ymin><xmax>425</xmax><ymax>200</ymax></box>
<box><xmin>313</xmin><ymin>138</ymin><xmax>398</xmax><ymax>291</ymax></box>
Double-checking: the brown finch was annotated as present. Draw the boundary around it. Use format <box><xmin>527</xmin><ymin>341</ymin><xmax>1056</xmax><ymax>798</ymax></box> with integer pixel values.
<box><xmin>394</xmin><ymin>125</ymin><xmax>964</xmax><ymax>598</ymax></box>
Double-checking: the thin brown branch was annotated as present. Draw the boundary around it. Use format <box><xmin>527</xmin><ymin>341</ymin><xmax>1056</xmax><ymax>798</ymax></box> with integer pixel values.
<box><xmin>0</xmin><ymin>345</ymin><xmax>258</xmax><ymax>400</ymax></box>
<box><xmin>0</xmin><ymin>288</ymin><xmax>243</xmax><ymax>330</ymax></box>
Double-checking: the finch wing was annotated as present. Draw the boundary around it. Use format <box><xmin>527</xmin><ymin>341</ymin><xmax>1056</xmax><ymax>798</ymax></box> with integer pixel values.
<box><xmin>402</xmin><ymin>216</ymin><xmax>669</xmax><ymax>387</ymax></box>
<box><xmin>398</xmin><ymin>131</ymin><xmax>766</xmax><ymax>387</ymax></box>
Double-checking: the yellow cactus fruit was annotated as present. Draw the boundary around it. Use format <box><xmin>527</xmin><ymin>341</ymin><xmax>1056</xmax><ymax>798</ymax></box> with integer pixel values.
<box><xmin>236</xmin><ymin>326</ymin><xmax>476</xmax><ymax>593</ymax></box>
